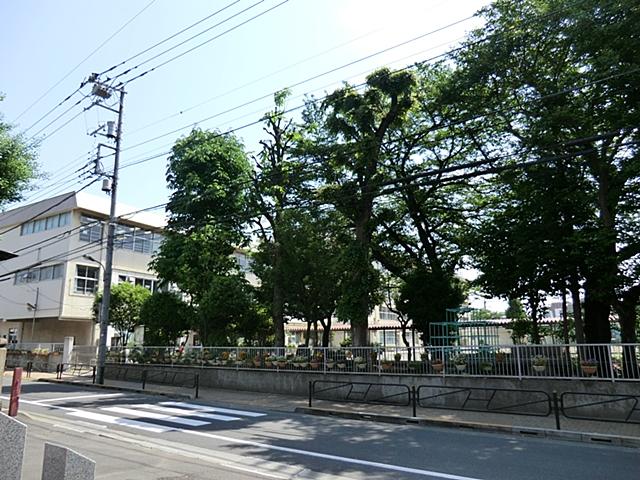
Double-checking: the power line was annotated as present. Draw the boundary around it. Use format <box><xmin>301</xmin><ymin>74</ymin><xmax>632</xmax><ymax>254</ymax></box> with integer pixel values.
<box><xmin>118</xmin><ymin>0</ymin><xmax>290</xmax><ymax>87</ymax></box>
<box><xmin>0</xmin><ymin>179</ymin><xmax>100</xmax><ymax>237</ymax></box>
<box><xmin>100</xmin><ymin>0</ymin><xmax>243</xmax><ymax>78</ymax></box>
<box><xmin>13</xmin><ymin>0</ymin><xmax>157</xmax><ymax>125</ymax></box>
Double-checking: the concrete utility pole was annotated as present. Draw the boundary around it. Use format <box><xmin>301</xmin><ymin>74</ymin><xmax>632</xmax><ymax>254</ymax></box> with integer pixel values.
<box><xmin>85</xmin><ymin>75</ymin><xmax>126</xmax><ymax>385</ymax></box>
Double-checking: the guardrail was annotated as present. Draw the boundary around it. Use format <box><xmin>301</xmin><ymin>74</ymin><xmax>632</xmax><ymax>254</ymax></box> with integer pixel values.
<box><xmin>56</xmin><ymin>363</ymin><xmax>96</xmax><ymax>383</ymax></box>
<box><xmin>96</xmin><ymin>343</ymin><xmax>640</xmax><ymax>382</ymax></box>
<box><xmin>560</xmin><ymin>392</ymin><xmax>640</xmax><ymax>424</ymax></box>
<box><xmin>417</xmin><ymin>385</ymin><xmax>552</xmax><ymax>417</ymax></box>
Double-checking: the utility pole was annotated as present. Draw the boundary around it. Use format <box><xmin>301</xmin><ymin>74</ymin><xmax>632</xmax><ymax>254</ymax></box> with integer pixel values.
<box><xmin>85</xmin><ymin>74</ymin><xmax>126</xmax><ymax>385</ymax></box>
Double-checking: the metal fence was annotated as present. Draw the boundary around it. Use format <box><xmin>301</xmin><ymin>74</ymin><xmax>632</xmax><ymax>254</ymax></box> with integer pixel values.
<box><xmin>94</xmin><ymin>343</ymin><xmax>640</xmax><ymax>381</ymax></box>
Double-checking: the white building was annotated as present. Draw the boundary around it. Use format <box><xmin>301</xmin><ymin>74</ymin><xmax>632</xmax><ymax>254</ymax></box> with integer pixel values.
<box><xmin>0</xmin><ymin>191</ymin><xmax>164</xmax><ymax>345</ymax></box>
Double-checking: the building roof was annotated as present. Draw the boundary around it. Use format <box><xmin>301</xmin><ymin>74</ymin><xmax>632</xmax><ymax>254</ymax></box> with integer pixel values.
<box><xmin>0</xmin><ymin>191</ymin><xmax>166</xmax><ymax>230</ymax></box>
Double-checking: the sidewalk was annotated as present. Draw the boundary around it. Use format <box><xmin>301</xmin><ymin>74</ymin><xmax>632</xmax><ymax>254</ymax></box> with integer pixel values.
<box><xmin>19</xmin><ymin>370</ymin><xmax>639</xmax><ymax>447</ymax></box>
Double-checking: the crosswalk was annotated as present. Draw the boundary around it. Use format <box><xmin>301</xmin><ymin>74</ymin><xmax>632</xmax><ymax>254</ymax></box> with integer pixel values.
<box><xmin>62</xmin><ymin>400</ymin><xmax>267</xmax><ymax>433</ymax></box>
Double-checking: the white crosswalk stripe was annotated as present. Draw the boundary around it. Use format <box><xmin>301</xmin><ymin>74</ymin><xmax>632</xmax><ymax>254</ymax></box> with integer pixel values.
<box><xmin>61</xmin><ymin>400</ymin><xmax>266</xmax><ymax>433</ymax></box>
<box><xmin>100</xmin><ymin>406</ymin><xmax>210</xmax><ymax>427</ymax></box>
<box><xmin>160</xmin><ymin>401</ymin><xmax>267</xmax><ymax>417</ymax></box>
<box><xmin>128</xmin><ymin>403</ymin><xmax>242</xmax><ymax>421</ymax></box>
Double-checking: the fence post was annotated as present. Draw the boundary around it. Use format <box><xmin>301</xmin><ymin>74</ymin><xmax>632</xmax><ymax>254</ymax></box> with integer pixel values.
<box><xmin>323</xmin><ymin>348</ymin><xmax>327</xmax><ymax>375</ymax></box>
<box><xmin>141</xmin><ymin>370</ymin><xmax>147</xmax><ymax>390</ymax></box>
<box><xmin>92</xmin><ymin>366</ymin><xmax>96</xmax><ymax>384</ymax></box>
<box><xmin>194</xmin><ymin>373</ymin><xmax>200</xmax><ymax>399</ymax></box>
<box><xmin>236</xmin><ymin>347</ymin><xmax>240</xmax><ymax>371</ymax></box>
<box><xmin>412</xmin><ymin>385</ymin><xmax>417</xmax><ymax>418</ymax></box>
<box><xmin>308</xmin><ymin>381</ymin><xmax>313</xmax><ymax>407</ymax></box>
<box><xmin>607</xmin><ymin>344</ymin><xmax>615</xmax><ymax>382</ymax></box>
<box><xmin>516</xmin><ymin>345</ymin><xmax>523</xmax><ymax>380</ymax></box>
<box><xmin>8</xmin><ymin>367</ymin><xmax>23</xmax><ymax>417</ymax></box>
<box><xmin>552</xmin><ymin>391</ymin><xmax>561</xmax><ymax>430</ymax></box>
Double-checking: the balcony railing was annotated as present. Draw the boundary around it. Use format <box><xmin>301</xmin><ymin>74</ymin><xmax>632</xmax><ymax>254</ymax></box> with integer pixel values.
<box><xmin>97</xmin><ymin>343</ymin><xmax>640</xmax><ymax>382</ymax></box>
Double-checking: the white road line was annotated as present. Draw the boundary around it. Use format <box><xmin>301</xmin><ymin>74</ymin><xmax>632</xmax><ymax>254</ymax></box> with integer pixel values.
<box><xmin>219</xmin><ymin>462</ymin><xmax>289</xmax><ymax>479</ymax></box>
<box><xmin>130</xmin><ymin>404</ymin><xmax>241</xmax><ymax>422</ymax></box>
<box><xmin>67</xmin><ymin>410</ymin><xmax>171</xmax><ymax>433</ymax></box>
<box><xmin>181</xmin><ymin>429</ymin><xmax>485</xmax><ymax>480</ymax></box>
<box><xmin>101</xmin><ymin>406</ymin><xmax>210</xmax><ymax>427</ymax></box>
<box><xmin>160</xmin><ymin>401</ymin><xmax>266</xmax><ymax>417</ymax></box>
<box><xmin>34</xmin><ymin>393</ymin><xmax>124</xmax><ymax>403</ymax></box>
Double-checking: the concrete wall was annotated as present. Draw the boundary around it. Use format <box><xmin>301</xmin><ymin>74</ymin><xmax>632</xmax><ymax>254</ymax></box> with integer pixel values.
<box><xmin>105</xmin><ymin>364</ymin><xmax>640</xmax><ymax>420</ymax></box>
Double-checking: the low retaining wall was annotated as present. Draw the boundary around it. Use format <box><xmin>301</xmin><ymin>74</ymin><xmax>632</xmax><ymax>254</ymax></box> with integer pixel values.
<box><xmin>5</xmin><ymin>351</ymin><xmax>61</xmax><ymax>373</ymax></box>
<box><xmin>105</xmin><ymin>364</ymin><xmax>640</xmax><ymax>414</ymax></box>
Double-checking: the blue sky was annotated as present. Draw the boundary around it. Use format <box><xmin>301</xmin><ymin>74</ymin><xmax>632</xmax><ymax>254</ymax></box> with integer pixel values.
<box><xmin>1</xmin><ymin>0</ymin><xmax>489</xmax><ymax>211</ymax></box>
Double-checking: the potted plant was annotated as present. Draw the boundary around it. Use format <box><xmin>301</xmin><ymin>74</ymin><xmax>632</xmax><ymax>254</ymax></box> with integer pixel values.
<box><xmin>236</xmin><ymin>351</ymin><xmax>248</xmax><ymax>366</ymax></box>
<box><xmin>408</xmin><ymin>361</ymin><xmax>422</xmax><ymax>372</ymax></box>
<box><xmin>293</xmin><ymin>356</ymin><xmax>308</xmax><ymax>368</ymax></box>
<box><xmin>580</xmin><ymin>358</ymin><xmax>598</xmax><ymax>376</ymax></box>
<box><xmin>310</xmin><ymin>352</ymin><xmax>323</xmax><ymax>369</ymax></box>
<box><xmin>354</xmin><ymin>356</ymin><xmax>367</xmax><ymax>370</ymax></box>
<box><xmin>253</xmin><ymin>354</ymin><xmax>262</xmax><ymax>368</ymax></box>
<box><xmin>452</xmin><ymin>354</ymin><xmax>467</xmax><ymax>372</ymax></box>
<box><xmin>275</xmin><ymin>355</ymin><xmax>288</xmax><ymax>368</ymax></box>
<box><xmin>394</xmin><ymin>352</ymin><xmax>402</xmax><ymax>363</ymax></box>
<box><xmin>480</xmin><ymin>361</ymin><xmax>493</xmax><ymax>373</ymax></box>
<box><xmin>495</xmin><ymin>352</ymin><xmax>506</xmax><ymax>363</ymax></box>
<box><xmin>532</xmin><ymin>355</ymin><xmax>547</xmax><ymax>373</ymax></box>
<box><xmin>380</xmin><ymin>359</ymin><xmax>394</xmax><ymax>371</ymax></box>
<box><xmin>430</xmin><ymin>359</ymin><xmax>444</xmax><ymax>373</ymax></box>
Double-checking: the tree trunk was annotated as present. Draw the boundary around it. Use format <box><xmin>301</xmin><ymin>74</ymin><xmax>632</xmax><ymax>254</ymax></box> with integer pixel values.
<box><xmin>272</xmin><ymin>239</ymin><xmax>285</xmax><ymax>347</ymax></box>
<box><xmin>561</xmin><ymin>288</ymin><xmax>570</xmax><ymax>345</ymax></box>
<box><xmin>583</xmin><ymin>274</ymin><xmax>612</xmax><ymax>343</ymax></box>
<box><xmin>570</xmin><ymin>276</ymin><xmax>584</xmax><ymax>344</ymax></box>
<box><xmin>350</xmin><ymin>204</ymin><xmax>373</xmax><ymax>347</ymax></box>
<box><xmin>529</xmin><ymin>293</ymin><xmax>540</xmax><ymax>344</ymax></box>
<box><xmin>400</xmin><ymin>322</ymin><xmax>411</xmax><ymax>361</ymax></box>
<box><xmin>320</xmin><ymin>316</ymin><xmax>332</xmax><ymax>347</ymax></box>
<box><xmin>616</xmin><ymin>292</ymin><xmax>639</xmax><ymax>379</ymax></box>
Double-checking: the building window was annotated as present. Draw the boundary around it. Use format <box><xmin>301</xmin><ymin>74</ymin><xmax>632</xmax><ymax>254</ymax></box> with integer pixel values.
<box><xmin>20</xmin><ymin>212</ymin><xmax>70</xmax><ymax>236</ymax></box>
<box><xmin>75</xmin><ymin>265</ymin><xmax>99</xmax><ymax>294</ymax></box>
<box><xmin>14</xmin><ymin>264</ymin><xmax>63</xmax><ymax>284</ymax></box>
<box><xmin>379</xmin><ymin>306</ymin><xmax>398</xmax><ymax>321</ymax></box>
<box><xmin>118</xmin><ymin>274</ymin><xmax>157</xmax><ymax>292</ymax></box>
<box><xmin>383</xmin><ymin>331</ymin><xmax>397</xmax><ymax>346</ymax></box>
<box><xmin>79</xmin><ymin>215</ymin><xmax>103</xmax><ymax>243</ymax></box>
<box><xmin>234</xmin><ymin>252</ymin><xmax>253</xmax><ymax>273</ymax></box>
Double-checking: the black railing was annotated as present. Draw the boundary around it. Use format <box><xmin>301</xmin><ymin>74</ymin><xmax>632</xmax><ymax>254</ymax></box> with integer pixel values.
<box><xmin>560</xmin><ymin>392</ymin><xmax>640</xmax><ymax>424</ymax></box>
<box><xmin>417</xmin><ymin>385</ymin><xmax>552</xmax><ymax>417</ymax></box>
<box><xmin>310</xmin><ymin>380</ymin><xmax>412</xmax><ymax>407</ymax></box>
<box><xmin>141</xmin><ymin>369</ymin><xmax>199</xmax><ymax>398</ymax></box>
<box><xmin>56</xmin><ymin>363</ymin><xmax>96</xmax><ymax>384</ymax></box>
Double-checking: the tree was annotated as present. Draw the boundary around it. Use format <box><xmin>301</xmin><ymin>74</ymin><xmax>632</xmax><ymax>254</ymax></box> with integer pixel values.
<box><xmin>250</xmin><ymin>90</ymin><xmax>306</xmax><ymax>346</ymax></box>
<box><xmin>304</xmin><ymin>68</ymin><xmax>416</xmax><ymax>346</ymax></box>
<box><xmin>94</xmin><ymin>283</ymin><xmax>151</xmax><ymax>346</ymax></box>
<box><xmin>152</xmin><ymin>129</ymin><xmax>257</xmax><ymax>344</ymax></box>
<box><xmin>197</xmin><ymin>275</ymin><xmax>269</xmax><ymax>345</ymax></box>
<box><xmin>0</xmin><ymin>94</ymin><xmax>39</xmax><ymax>206</ymax></box>
<box><xmin>140</xmin><ymin>291</ymin><xmax>193</xmax><ymax>346</ymax></box>
<box><xmin>450</xmin><ymin>0</ymin><xmax>640</xmax><ymax>348</ymax></box>
<box><xmin>254</xmin><ymin>207</ymin><xmax>345</xmax><ymax>347</ymax></box>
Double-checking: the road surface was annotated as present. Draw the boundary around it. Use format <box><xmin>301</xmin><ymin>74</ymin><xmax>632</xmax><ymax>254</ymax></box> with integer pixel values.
<box><xmin>2</xmin><ymin>382</ymin><xmax>638</xmax><ymax>479</ymax></box>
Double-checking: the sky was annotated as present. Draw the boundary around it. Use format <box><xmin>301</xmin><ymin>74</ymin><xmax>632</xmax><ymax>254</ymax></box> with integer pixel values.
<box><xmin>1</xmin><ymin>0</ymin><xmax>506</xmax><ymax>310</ymax></box>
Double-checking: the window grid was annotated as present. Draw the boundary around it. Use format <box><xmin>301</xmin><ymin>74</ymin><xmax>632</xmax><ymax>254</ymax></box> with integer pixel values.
<box><xmin>20</xmin><ymin>212</ymin><xmax>70</xmax><ymax>236</ymax></box>
<box><xmin>14</xmin><ymin>264</ymin><xmax>63</xmax><ymax>284</ymax></box>
<box><xmin>75</xmin><ymin>265</ymin><xmax>99</xmax><ymax>295</ymax></box>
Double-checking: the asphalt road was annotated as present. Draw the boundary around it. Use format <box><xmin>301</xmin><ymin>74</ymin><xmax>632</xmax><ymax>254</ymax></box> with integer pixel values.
<box><xmin>2</xmin><ymin>382</ymin><xmax>638</xmax><ymax>480</ymax></box>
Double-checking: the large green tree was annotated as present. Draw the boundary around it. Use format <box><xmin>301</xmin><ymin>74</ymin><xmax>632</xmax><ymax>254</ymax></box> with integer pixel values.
<box><xmin>450</xmin><ymin>0</ymin><xmax>640</xmax><ymax>350</ymax></box>
<box><xmin>0</xmin><ymin>94</ymin><xmax>38</xmax><ymax>207</ymax></box>
<box><xmin>250</xmin><ymin>90</ymin><xmax>307</xmax><ymax>346</ymax></box>
<box><xmin>153</xmin><ymin>129</ymin><xmax>256</xmax><ymax>344</ymax></box>
<box><xmin>304</xmin><ymin>68</ymin><xmax>416</xmax><ymax>346</ymax></box>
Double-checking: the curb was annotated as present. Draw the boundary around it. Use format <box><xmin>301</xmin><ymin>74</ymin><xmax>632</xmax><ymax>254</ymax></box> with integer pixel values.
<box><xmin>294</xmin><ymin>407</ymin><xmax>640</xmax><ymax>449</ymax></box>
<box><xmin>37</xmin><ymin>378</ymin><xmax>194</xmax><ymax>400</ymax></box>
